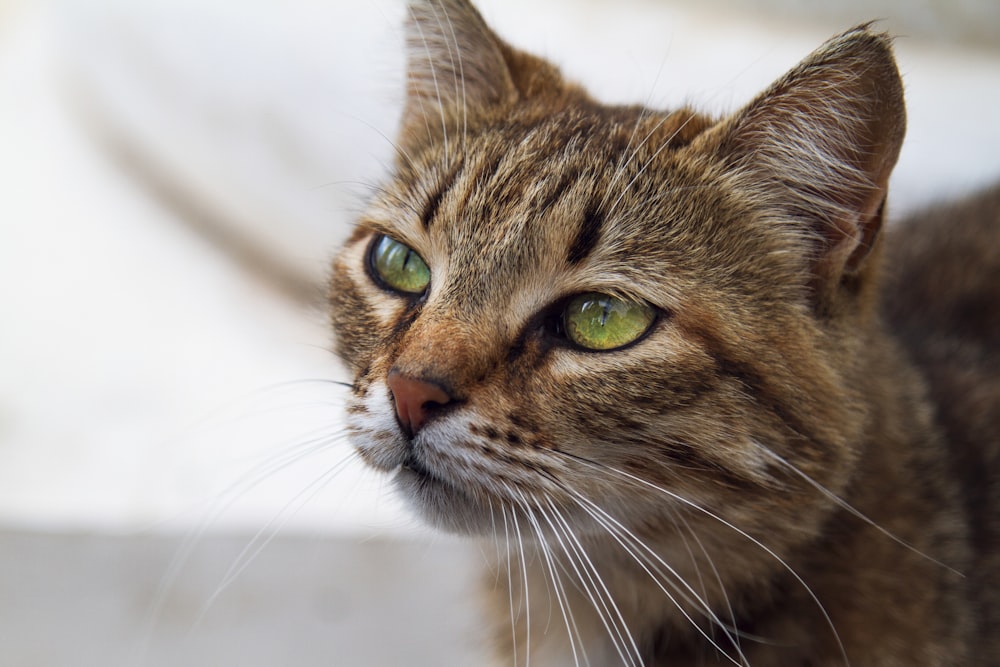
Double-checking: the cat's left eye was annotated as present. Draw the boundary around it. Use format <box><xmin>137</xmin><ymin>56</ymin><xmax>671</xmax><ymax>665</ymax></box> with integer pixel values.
<box><xmin>563</xmin><ymin>293</ymin><xmax>656</xmax><ymax>351</ymax></box>
<box><xmin>368</xmin><ymin>235</ymin><xmax>431</xmax><ymax>295</ymax></box>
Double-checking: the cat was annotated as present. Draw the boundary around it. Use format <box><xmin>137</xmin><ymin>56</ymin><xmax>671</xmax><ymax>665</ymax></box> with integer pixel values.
<box><xmin>328</xmin><ymin>0</ymin><xmax>1000</xmax><ymax>664</ymax></box>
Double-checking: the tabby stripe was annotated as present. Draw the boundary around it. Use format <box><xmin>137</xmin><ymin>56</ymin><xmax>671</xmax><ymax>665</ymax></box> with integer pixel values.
<box><xmin>714</xmin><ymin>356</ymin><xmax>832</xmax><ymax>467</ymax></box>
<box><xmin>474</xmin><ymin>151</ymin><xmax>505</xmax><ymax>189</ymax></box>
<box><xmin>566</xmin><ymin>204</ymin><xmax>604</xmax><ymax>265</ymax></box>
<box><xmin>534</xmin><ymin>166</ymin><xmax>581</xmax><ymax>218</ymax></box>
<box><xmin>655</xmin><ymin>442</ymin><xmax>761</xmax><ymax>493</ymax></box>
<box><xmin>421</xmin><ymin>160</ymin><xmax>463</xmax><ymax>230</ymax></box>
<box><xmin>680</xmin><ymin>318</ymin><xmax>833</xmax><ymax>466</ymax></box>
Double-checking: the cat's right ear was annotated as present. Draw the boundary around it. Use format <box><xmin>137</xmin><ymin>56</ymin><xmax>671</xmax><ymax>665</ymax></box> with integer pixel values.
<box><xmin>401</xmin><ymin>0</ymin><xmax>569</xmax><ymax>147</ymax></box>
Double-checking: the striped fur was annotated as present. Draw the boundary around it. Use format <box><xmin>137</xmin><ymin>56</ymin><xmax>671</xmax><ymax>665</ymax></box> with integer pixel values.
<box><xmin>329</xmin><ymin>1</ymin><xmax>998</xmax><ymax>664</ymax></box>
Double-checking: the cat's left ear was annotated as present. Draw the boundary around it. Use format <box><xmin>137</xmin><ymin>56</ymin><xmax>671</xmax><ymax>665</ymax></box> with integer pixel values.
<box><xmin>401</xmin><ymin>0</ymin><xmax>572</xmax><ymax>146</ymax></box>
<box><xmin>719</xmin><ymin>26</ymin><xmax>905</xmax><ymax>294</ymax></box>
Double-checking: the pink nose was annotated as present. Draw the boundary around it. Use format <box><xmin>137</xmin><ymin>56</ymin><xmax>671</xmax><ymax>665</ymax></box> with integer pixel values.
<box><xmin>387</xmin><ymin>371</ymin><xmax>452</xmax><ymax>435</ymax></box>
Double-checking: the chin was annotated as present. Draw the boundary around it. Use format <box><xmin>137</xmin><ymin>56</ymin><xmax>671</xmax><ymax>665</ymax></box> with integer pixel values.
<box><xmin>394</xmin><ymin>464</ymin><xmax>494</xmax><ymax>535</ymax></box>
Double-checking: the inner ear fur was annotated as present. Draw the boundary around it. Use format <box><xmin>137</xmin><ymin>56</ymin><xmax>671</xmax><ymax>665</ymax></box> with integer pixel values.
<box><xmin>718</xmin><ymin>26</ymin><xmax>906</xmax><ymax>294</ymax></box>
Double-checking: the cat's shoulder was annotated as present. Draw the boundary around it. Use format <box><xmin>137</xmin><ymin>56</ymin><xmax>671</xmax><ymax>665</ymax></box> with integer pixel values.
<box><xmin>884</xmin><ymin>182</ymin><xmax>1000</xmax><ymax>363</ymax></box>
<box><xmin>883</xmin><ymin>184</ymin><xmax>1000</xmax><ymax>637</ymax></box>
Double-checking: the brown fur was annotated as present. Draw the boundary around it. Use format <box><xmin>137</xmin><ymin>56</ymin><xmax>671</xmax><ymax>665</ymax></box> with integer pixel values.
<box><xmin>329</xmin><ymin>1</ymin><xmax>998</xmax><ymax>664</ymax></box>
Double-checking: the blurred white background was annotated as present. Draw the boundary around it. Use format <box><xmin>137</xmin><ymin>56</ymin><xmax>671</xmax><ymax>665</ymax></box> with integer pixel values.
<box><xmin>1</xmin><ymin>0</ymin><xmax>998</xmax><ymax>664</ymax></box>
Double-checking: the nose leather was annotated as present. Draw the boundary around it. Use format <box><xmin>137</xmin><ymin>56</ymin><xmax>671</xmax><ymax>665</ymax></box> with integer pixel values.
<box><xmin>387</xmin><ymin>371</ymin><xmax>452</xmax><ymax>435</ymax></box>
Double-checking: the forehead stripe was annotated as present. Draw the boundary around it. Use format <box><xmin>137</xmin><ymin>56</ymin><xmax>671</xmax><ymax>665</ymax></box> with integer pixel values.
<box><xmin>534</xmin><ymin>165</ymin><xmax>581</xmax><ymax>218</ymax></box>
<box><xmin>421</xmin><ymin>159</ymin><xmax>464</xmax><ymax>230</ymax></box>
<box><xmin>566</xmin><ymin>204</ymin><xmax>604</xmax><ymax>265</ymax></box>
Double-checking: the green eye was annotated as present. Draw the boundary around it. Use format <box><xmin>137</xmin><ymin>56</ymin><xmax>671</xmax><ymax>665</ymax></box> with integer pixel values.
<box><xmin>369</xmin><ymin>235</ymin><xmax>431</xmax><ymax>295</ymax></box>
<box><xmin>563</xmin><ymin>292</ymin><xmax>656</xmax><ymax>351</ymax></box>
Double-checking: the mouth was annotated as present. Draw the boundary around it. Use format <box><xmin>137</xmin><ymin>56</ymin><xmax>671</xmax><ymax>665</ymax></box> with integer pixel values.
<box><xmin>395</xmin><ymin>453</ymin><xmax>487</xmax><ymax>534</ymax></box>
<box><xmin>401</xmin><ymin>451</ymin><xmax>433</xmax><ymax>478</ymax></box>
<box><xmin>397</xmin><ymin>451</ymin><xmax>469</xmax><ymax>502</ymax></box>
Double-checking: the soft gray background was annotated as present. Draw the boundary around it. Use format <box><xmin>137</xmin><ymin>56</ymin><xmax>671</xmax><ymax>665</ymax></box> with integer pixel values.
<box><xmin>1</xmin><ymin>0</ymin><xmax>998</xmax><ymax>664</ymax></box>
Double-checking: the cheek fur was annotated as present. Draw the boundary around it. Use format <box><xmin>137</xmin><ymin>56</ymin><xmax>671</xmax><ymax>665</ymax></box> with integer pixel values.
<box><xmin>344</xmin><ymin>381</ymin><xmax>407</xmax><ymax>472</ymax></box>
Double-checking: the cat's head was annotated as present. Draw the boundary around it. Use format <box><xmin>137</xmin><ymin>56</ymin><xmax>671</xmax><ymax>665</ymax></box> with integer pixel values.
<box><xmin>330</xmin><ymin>0</ymin><xmax>904</xmax><ymax>547</ymax></box>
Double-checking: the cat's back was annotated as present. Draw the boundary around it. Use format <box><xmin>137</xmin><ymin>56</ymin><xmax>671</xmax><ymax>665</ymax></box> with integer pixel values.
<box><xmin>882</xmin><ymin>183</ymin><xmax>1000</xmax><ymax>657</ymax></box>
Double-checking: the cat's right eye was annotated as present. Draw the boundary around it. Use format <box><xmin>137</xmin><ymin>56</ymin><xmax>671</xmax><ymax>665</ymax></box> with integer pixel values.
<box><xmin>368</xmin><ymin>235</ymin><xmax>431</xmax><ymax>295</ymax></box>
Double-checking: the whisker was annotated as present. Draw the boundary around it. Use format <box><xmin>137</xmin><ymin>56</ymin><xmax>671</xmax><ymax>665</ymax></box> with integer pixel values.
<box><xmin>520</xmin><ymin>488</ymin><xmax>642</xmax><ymax>667</ymax></box>
<box><xmin>501</xmin><ymin>503</ymin><xmax>520</xmax><ymax>667</ymax></box>
<box><xmin>566</xmin><ymin>456</ymin><xmax>851</xmax><ymax>667</ymax></box>
<box><xmin>536</xmin><ymin>499</ymin><xmax>594</xmax><ymax>667</ymax></box>
<box><xmin>539</xmin><ymin>496</ymin><xmax>640</xmax><ymax>667</ymax></box>
<box><xmin>563</xmin><ymin>489</ymin><xmax>746</xmax><ymax>666</ymax></box>
<box><xmin>431</xmin><ymin>0</ymin><xmax>468</xmax><ymax>150</ymax></box>
<box><xmin>758</xmin><ymin>445</ymin><xmax>964</xmax><ymax>578</ymax></box>
<box><xmin>162</xmin><ymin>379</ymin><xmax>351</xmax><ymax>450</ymax></box>
<box><xmin>515</xmin><ymin>488</ymin><xmax>586</xmax><ymax>667</ymax></box>
<box><xmin>317</xmin><ymin>110</ymin><xmax>418</xmax><ymax>175</ymax></box>
<box><xmin>667</xmin><ymin>504</ymin><xmax>711</xmax><ymax>614</ymax></box>
<box><xmin>211</xmin><ymin>428</ymin><xmax>353</xmax><ymax>511</ymax></box>
<box><xmin>408</xmin><ymin>3</ymin><xmax>450</xmax><ymax>162</ymax></box>
<box><xmin>508</xmin><ymin>494</ymin><xmax>533</xmax><ymax>667</ymax></box>
<box><xmin>197</xmin><ymin>452</ymin><xmax>357</xmax><ymax>620</ymax></box>
<box><xmin>133</xmin><ymin>423</ymin><xmax>351</xmax><ymax>663</ymax></box>
<box><xmin>606</xmin><ymin>112</ymin><xmax>699</xmax><ymax>219</ymax></box>
<box><xmin>486</xmin><ymin>495</ymin><xmax>502</xmax><ymax>580</ymax></box>
<box><xmin>598</xmin><ymin>51</ymin><xmax>673</xmax><ymax>214</ymax></box>
<box><xmin>598</xmin><ymin>111</ymin><xmax>672</xmax><ymax>214</ymax></box>
<box><xmin>669</xmin><ymin>504</ymin><xmax>752</xmax><ymax>651</ymax></box>
<box><xmin>405</xmin><ymin>4</ymin><xmax>443</xmax><ymax>156</ymax></box>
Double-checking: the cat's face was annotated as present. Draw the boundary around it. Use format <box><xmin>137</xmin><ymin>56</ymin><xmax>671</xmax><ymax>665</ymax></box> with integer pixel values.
<box><xmin>330</xmin><ymin>0</ymin><xmax>904</xmax><ymax>551</ymax></box>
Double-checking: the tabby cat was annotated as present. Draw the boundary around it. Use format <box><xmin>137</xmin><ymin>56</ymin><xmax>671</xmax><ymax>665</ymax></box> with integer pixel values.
<box><xmin>329</xmin><ymin>1</ymin><xmax>1000</xmax><ymax>664</ymax></box>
